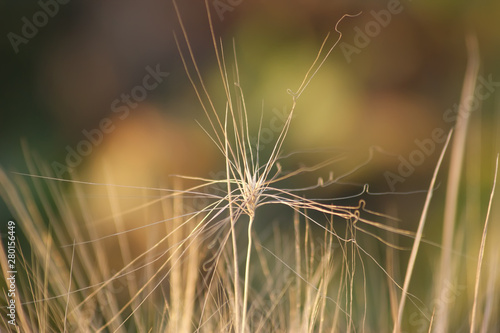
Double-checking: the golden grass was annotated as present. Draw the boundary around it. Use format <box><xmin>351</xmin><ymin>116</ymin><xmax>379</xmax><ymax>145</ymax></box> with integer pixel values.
<box><xmin>1</xmin><ymin>3</ymin><xmax>499</xmax><ymax>333</ymax></box>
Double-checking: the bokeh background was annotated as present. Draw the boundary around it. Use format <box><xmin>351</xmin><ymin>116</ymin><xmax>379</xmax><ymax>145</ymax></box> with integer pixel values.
<box><xmin>1</xmin><ymin>0</ymin><xmax>499</xmax><ymax>237</ymax></box>
<box><xmin>1</xmin><ymin>0</ymin><xmax>500</xmax><ymax>331</ymax></box>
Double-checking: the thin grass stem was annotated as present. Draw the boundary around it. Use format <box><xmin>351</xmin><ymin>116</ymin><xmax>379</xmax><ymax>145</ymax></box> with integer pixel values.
<box><xmin>470</xmin><ymin>154</ymin><xmax>499</xmax><ymax>332</ymax></box>
<box><xmin>394</xmin><ymin>130</ymin><xmax>453</xmax><ymax>333</ymax></box>
<box><xmin>241</xmin><ymin>215</ymin><xmax>255</xmax><ymax>333</ymax></box>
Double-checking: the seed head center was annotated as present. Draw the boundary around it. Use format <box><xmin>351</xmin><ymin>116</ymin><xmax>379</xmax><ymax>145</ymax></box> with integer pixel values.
<box><xmin>243</xmin><ymin>178</ymin><xmax>261</xmax><ymax>217</ymax></box>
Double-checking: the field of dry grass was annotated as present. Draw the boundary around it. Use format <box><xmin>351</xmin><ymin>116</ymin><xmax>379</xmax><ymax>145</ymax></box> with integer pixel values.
<box><xmin>1</xmin><ymin>1</ymin><xmax>500</xmax><ymax>332</ymax></box>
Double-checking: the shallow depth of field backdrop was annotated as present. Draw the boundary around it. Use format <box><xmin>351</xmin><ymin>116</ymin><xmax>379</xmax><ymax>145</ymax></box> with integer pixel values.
<box><xmin>1</xmin><ymin>0</ymin><xmax>500</xmax><ymax>332</ymax></box>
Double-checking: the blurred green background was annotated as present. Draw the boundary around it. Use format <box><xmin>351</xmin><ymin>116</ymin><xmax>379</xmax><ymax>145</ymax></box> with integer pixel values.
<box><xmin>1</xmin><ymin>0</ymin><xmax>499</xmax><ymax>223</ymax></box>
